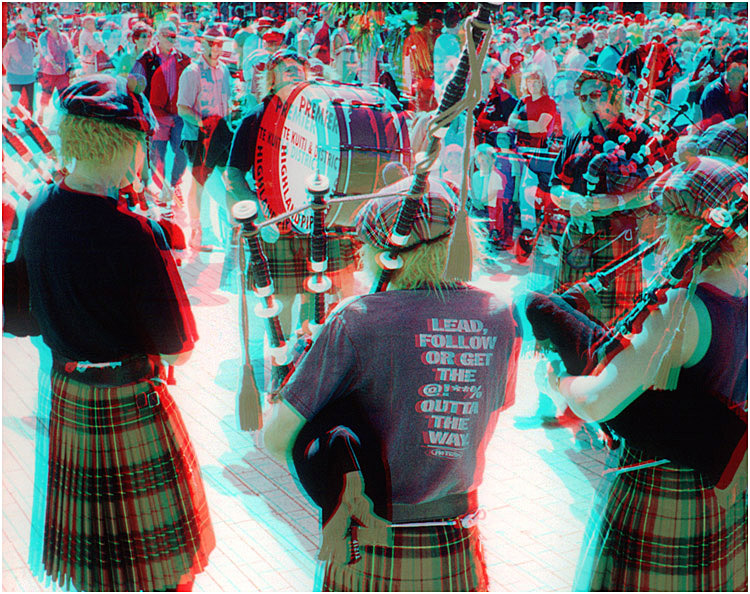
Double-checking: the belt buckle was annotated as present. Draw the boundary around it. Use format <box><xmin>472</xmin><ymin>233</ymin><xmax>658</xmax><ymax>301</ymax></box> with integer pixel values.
<box><xmin>458</xmin><ymin>509</ymin><xmax>485</xmax><ymax>529</ymax></box>
<box><xmin>135</xmin><ymin>390</ymin><xmax>161</xmax><ymax>409</ymax></box>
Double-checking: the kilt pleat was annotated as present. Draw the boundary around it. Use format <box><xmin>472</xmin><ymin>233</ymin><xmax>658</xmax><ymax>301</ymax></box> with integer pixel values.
<box><xmin>40</xmin><ymin>371</ymin><xmax>215</xmax><ymax>592</ymax></box>
<box><xmin>257</xmin><ymin>234</ymin><xmax>360</xmax><ymax>295</ymax></box>
<box><xmin>322</xmin><ymin>524</ymin><xmax>489</xmax><ymax>592</ymax></box>
<box><xmin>555</xmin><ymin>217</ymin><xmax>642</xmax><ymax>325</ymax></box>
<box><xmin>575</xmin><ymin>445</ymin><xmax>748</xmax><ymax>592</ymax></box>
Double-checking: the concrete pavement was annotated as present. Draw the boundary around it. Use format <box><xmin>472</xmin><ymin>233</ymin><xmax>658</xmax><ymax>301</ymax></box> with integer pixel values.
<box><xmin>3</xmin><ymin>233</ymin><xmax>609</xmax><ymax>592</ymax></box>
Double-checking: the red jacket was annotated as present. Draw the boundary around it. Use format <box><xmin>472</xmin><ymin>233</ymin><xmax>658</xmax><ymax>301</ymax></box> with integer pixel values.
<box><xmin>148</xmin><ymin>50</ymin><xmax>192</xmax><ymax>119</ymax></box>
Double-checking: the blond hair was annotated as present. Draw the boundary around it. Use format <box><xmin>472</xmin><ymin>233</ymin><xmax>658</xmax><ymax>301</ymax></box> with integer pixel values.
<box><xmin>360</xmin><ymin>237</ymin><xmax>452</xmax><ymax>291</ymax></box>
<box><xmin>665</xmin><ymin>214</ymin><xmax>747</xmax><ymax>270</ymax></box>
<box><xmin>58</xmin><ymin>114</ymin><xmax>143</xmax><ymax>165</ymax></box>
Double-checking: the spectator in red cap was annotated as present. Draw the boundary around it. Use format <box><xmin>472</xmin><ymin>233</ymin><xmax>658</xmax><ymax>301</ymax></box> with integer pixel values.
<box><xmin>177</xmin><ymin>25</ymin><xmax>234</xmax><ymax>251</ymax></box>
<box><xmin>243</xmin><ymin>27</ymin><xmax>285</xmax><ymax>107</ymax></box>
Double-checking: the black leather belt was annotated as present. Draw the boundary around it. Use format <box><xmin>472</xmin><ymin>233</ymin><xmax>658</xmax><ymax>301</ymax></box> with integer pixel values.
<box><xmin>390</xmin><ymin>491</ymin><xmax>478</xmax><ymax>523</ymax></box>
<box><xmin>52</xmin><ymin>355</ymin><xmax>157</xmax><ymax>386</ymax></box>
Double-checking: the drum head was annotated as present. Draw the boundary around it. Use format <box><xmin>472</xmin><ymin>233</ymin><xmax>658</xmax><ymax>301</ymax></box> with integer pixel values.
<box><xmin>256</xmin><ymin>82</ymin><xmax>411</xmax><ymax>234</ymax></box>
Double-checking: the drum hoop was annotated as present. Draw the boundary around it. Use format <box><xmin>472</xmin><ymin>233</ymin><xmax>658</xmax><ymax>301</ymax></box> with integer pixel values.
<box><xmin>256</xmin><ymin>82</ymin><xmax>410</xmax><ymax>234</ymax></box>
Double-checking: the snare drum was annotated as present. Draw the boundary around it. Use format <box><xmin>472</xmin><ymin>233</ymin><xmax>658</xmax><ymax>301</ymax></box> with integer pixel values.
<box><xmin>255</xmin><ymin>81</ymin><xmax>411</xmax><ymax>234</ymax></box>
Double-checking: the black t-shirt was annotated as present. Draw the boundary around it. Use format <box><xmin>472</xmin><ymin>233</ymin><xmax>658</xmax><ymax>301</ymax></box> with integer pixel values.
<box><xmin>18</xmin><ymin>183</ymin><xmax>197</xmax><ymax>362</ymax></box>
<box><xmin>228</xmin><ymin>96</ymin><xmax>270</xmax><ymax>175</ymax></box>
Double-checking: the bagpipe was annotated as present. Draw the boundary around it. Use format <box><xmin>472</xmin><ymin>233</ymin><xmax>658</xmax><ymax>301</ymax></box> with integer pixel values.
<box><xmin>232</xmin><ymin>2</ymin><xmax>501</xmax><ymax>532</ymax></box>
<box><xmin>623</xmin><ymin>39</ymin><xmax>679</xmax><ymax>114</ymax></box>
<box><xmin>525</xmin><ymin>173</ymin><xmax>748</xmax><ymax>487</ymax></box>
<box><xmin>2</xmin><ymin>104</ymin><xmax>66</xmax><ymax>337</ymax></box>
<box><xmin>579</xmin><ymin>103</ymin><xmax>687</xmax><ymax>200</ymax></box>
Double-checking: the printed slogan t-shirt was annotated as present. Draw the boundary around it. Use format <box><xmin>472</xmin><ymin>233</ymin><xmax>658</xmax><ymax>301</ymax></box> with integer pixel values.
<box><xmin>281</xmin><ymin>285</ymin><xmax>522</xmax><ymax>507</ymax></box>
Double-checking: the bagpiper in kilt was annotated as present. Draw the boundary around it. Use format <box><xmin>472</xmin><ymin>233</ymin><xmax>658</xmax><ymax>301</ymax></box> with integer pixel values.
<box><xmin>574</xmin><ymin>445</ymin><xmax>748</xmax><ymax>592</ymax></box>
<box><xmin>13</xmin><ymin>75</ymin><xmax>216</xmax><ymax>592</ymax></box>
<box><xmin>42</xmin><ymin>361</ymin><xmax>215</xmax><ymax>592</ymax></box>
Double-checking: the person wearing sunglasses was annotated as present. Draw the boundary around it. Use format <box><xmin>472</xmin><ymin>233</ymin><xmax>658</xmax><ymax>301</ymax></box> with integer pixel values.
<box><xmin>134</xmin><ymin>21</ymin><xmax>193</xmax><ymax>209</ymax></box>
<box><xmin>177</xmin><ymin>25</ymin><xmax>234</xmax><ymax>251</ymax></box>
<box><xmin>550</xmin><ymin>68</ymin><xmax>652</xmax><ymax>326</ymax></box>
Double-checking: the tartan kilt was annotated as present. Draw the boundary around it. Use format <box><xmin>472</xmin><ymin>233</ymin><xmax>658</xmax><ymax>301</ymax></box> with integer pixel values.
<box><xmin>574</xmin><ymin>444</ymin><xmax>748</xmax><ymax>592</ymax></box>
<box><xmin>554</xmin><ymin>213</ymin><xmax>642</xmax><ymax>325</ymax></box>
<box><xmin>255</xmin><ymin>232</ymin><xmax>360</xmax><ymax>295</ymax></box>
<box><xmin>40</xmin><ymin>369</ymin><xmax>215</xmax><ymax>592</ymax></box>
<box><xmin>322</xmin><ymin>524</ymin><xmax>489</xmax><ymax>592</ymax></box>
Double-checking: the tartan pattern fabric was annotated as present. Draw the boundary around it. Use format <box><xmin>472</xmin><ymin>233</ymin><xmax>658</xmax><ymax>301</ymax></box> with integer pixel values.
<box><xmin>255</xmin><ymin>233</ymin><xmax>360</xmax><ymax>295</ymax></box>
<box><xmin>554</xmin><ymin>213</ymin><xmax>643</xmax><ymax>325</ymax></box>
<box><xmin>41</xmin><ymin>369</ymin><xmax>215</xmax><ymax>592</ymax></box>
<box><xmin>650</xmin><ymin>157</ymin><xmax>748</xmax><ymax>220</ymax></box>
<box><xmin>574</xmin><ymin>445</ymin><xmax>748</xmax><ymax>592</ymax></box>
<box><xmin>355</xmin><ymin>177</ymin><xmax>458</xmax><ymax>250</ymax></box>
<box><xmin>322</xmin><ymin>524</ymin><xmax>489</xmax><ymax>592</ymax></box>
<box><xmin>696</xmin><ymin>120</ymin><xmax>748</xmax><ymax>162</ymax></box>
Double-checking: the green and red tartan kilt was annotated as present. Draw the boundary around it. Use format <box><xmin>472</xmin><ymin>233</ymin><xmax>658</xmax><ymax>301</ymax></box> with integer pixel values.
<box><xmin>322</xmin><ymin>524</ymin><xmax>489</xmax><ymax>592</ymax></box>
<box><xmin>41</xmin><ymin>369</ymin><xmax>215</xmax><ymax>592</ymax></box>
<box><xmin>574</xmin><ymin>444</ymin><xmax>748</xmax><ymax>592</ymax></box>
<box><xmin>554</xmin><ymin>212</ymin><xmax>642</xmax><ymax>325</ymax></box>
<box><xmin>256</xmin><ymin>232</ymin><xmax>360</xmax><ymax>295</ymax></box>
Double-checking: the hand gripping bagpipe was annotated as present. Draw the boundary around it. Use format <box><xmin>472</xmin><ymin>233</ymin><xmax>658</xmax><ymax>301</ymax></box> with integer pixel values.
<box><xmin>526</xmin><ymin>185</ymin><xmax>748</xmax><ymax>487</ymax></box>
<box><xmin>580</xmin><ymin>103</ymin><xmax>687</xmax><ymax>199</ymax></box>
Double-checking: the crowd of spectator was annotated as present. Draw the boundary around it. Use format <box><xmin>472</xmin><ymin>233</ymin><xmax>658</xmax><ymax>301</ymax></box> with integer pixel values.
<box><xmin>3</xmin><ymin>2</ymin><xmax>748</xmax><ymax>256</ymax></box>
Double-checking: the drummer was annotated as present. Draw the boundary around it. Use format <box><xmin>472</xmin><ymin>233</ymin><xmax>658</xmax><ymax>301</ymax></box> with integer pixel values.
<box><xmin>225</xmin><ymin>49</ymin><xmax>359</xmax><ymax>339</ymax></box>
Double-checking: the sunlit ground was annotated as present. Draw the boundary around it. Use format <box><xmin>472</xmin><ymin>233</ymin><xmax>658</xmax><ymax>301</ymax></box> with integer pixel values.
<box><xmin>3</xmin><ymin>92</ymin><xmax>611</xmax><ymax>592</ymax></box>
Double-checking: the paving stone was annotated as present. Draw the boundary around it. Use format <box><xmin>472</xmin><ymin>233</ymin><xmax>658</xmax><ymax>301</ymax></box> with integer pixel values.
<box><xmin>3</xmin><ymin>210</ymin><xmax>605</xmax><ymax>591</ymax></box>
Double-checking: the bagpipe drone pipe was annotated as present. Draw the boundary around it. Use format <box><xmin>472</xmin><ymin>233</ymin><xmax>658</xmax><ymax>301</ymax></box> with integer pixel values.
<box><xmin>232</xmin><ymin>176</ymin><xmax>392</xmax><ymax>528</ymax></box>
<box><xmin>525</xmin><ymin>187</ymin><xmax>748</xmax><ymax>488</ymax></box>
<box><xmin>232</xmin><ymin>2</ymin><xmax>501</xmax><ymax>528</ymax></box>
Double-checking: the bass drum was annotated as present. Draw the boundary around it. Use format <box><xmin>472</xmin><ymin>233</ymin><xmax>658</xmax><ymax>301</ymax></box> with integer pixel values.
<box><xmin>255</xmin><ymin>81</ymin><xmax>411</xmax><ymax>234</ymax></box>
